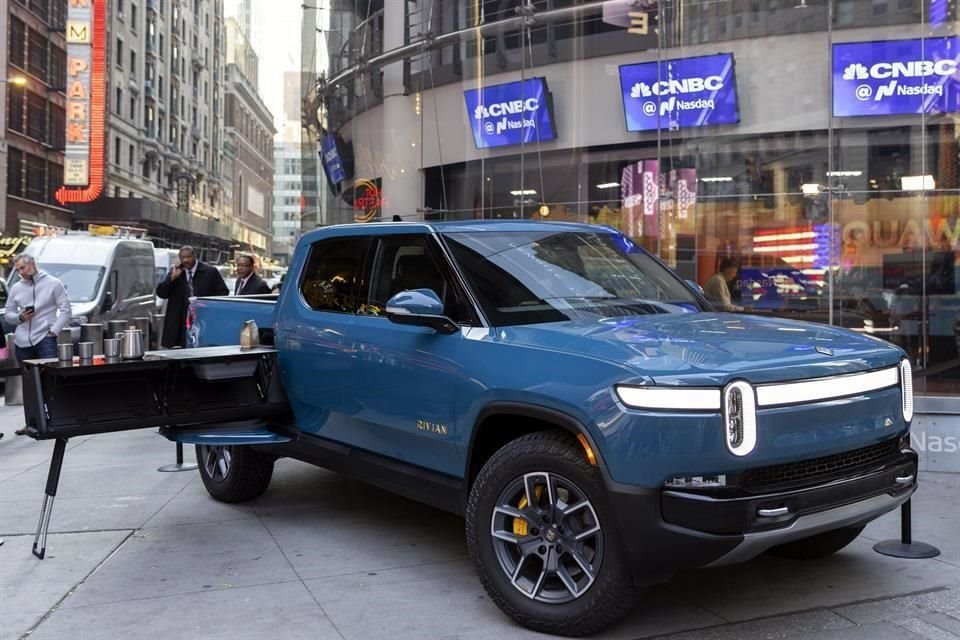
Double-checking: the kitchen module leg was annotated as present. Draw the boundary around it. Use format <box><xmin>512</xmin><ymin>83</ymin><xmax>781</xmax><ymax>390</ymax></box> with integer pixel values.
<box><xmin>33</xmin><ymin>438</ymin><xmax>67</xmax><ymax>560</ymax></box>
<box><xmin>157</xmin><ymin>441</ymin><xmax>198</xmax><ymax>472</ymax></box>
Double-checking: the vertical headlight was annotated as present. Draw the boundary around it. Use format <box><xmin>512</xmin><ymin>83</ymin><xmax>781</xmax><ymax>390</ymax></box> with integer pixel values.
<box><xmin>900</xmin><ymin>359</ymin><xmax>913</xmax><ymax>423</ymax></box>
<box><xmin>724</xmin><ymin>381</ymin><xmax>757</xmax><ymax>457</ymax></box>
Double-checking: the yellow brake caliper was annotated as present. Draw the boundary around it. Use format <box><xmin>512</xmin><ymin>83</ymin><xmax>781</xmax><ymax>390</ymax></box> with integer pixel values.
<box><xmin>513</xmin><ymin>485</ymin><xmax>544</xmax><ymax>537</ymax></box>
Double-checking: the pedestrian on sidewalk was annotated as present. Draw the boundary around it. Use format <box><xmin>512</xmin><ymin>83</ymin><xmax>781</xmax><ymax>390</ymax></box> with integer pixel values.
<box><xmin>156</xmin><ymin>246</ymin><xmax>228</xmax><ymax>348</ymax></box>
<box><xmin>3</xmin><ymin>254</ymin><xmax>72</xmax><ymax>436</ymax></box>
<box><xmin>233</xmin><ymin>255</ymin><xmax>272</xmax><ymax>296</ymax></box>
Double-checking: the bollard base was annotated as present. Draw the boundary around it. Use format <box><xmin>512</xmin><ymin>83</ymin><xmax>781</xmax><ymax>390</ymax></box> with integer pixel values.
<box><xmin>157</xmin><ymin>462</ymin><xmax>198</xmax><ymax>472</ymax></box>
<box><xmin>873</xmin><ymin>540</ymin><xmax>941</xmax><ymax>559</ymax></box>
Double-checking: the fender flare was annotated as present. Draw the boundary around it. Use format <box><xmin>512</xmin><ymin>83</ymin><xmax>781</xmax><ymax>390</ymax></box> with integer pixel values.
<box><xmin>466</xmin><ymin>402</ymin><xmax>609</xmax><ymax>481</ymax></box>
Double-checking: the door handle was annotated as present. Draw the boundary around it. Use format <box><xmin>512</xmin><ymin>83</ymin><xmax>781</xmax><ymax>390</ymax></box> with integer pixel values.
<box><xmin>758</xmin><ymin>506</ymin><xmax>789</xmax><ymax>517</ymax></box>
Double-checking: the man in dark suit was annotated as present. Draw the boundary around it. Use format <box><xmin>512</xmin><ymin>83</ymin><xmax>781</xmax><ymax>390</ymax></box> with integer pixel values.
<box><xmin>156</xmin><ymin>246</ymin><xmax>228</xmax><ymax>348</ymax></box>
<box><xmin>234</xmin><ymin>254</ymin><xmax>272</xmax><ymax>296</ymax></box>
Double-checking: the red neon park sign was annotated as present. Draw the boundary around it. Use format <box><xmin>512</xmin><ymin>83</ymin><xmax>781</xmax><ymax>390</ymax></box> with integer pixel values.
<box><xmin>55</xmin><ymin>0</ymin><xmax>106</xmax><ymax>205</ymax></box>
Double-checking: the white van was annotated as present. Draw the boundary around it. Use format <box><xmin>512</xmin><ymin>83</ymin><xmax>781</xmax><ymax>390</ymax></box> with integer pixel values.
<box><xmin>154</xmin><ymin>248</ymin><xmax>179</xmax><ymax>311</ymax></box>
<box><xmin>10</xmin><ymin>234</ymin><xmax>156</xmax><ymax>336</ymax></box>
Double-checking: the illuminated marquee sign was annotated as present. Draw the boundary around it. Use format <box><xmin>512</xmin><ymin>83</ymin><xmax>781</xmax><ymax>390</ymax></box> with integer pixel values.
<box><xmin>55</xmin><ymin>0</ymin><xmax>106</xmax><ymax>205</ymax></box>
<box><xmin>353</xmin><ymin>179</ymin><xmax>383</xmax><ymax>222</ymax></box>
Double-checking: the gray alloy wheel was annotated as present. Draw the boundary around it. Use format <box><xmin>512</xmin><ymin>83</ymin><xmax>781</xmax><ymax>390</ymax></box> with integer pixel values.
<box><xmin>489</xmin><ymin>470</ymin><xmax>604</xmax><ymax>604</ymax></box>
<box><xmin>199</xmin><ymin>444</ymin><xmax>232</xmax><ymax>482</ymax></box>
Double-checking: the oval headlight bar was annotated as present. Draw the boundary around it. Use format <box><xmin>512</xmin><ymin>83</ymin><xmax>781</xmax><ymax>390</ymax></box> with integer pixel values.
<box><xmin>724</xmin><ymin>381</ymin><xmax>757</xmax><ymax>457</ymax></box>
<box><xmin>900</xmin><ymin>359</ymin><xmax>914</xmax><ymax>423</ymax></box>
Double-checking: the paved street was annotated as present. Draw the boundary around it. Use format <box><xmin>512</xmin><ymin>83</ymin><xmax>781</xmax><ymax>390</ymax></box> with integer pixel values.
<box><xmin>1</xmin><ymin>399</ymin><xmax>958</xmax><ymax>640</ymax></box>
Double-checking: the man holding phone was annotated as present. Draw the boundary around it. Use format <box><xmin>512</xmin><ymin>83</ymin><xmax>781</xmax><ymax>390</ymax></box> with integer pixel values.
<box><xmin>156</xmin><ymin>246</ymin><xmax>228</xmax><ymax>347</ymax></box>
<box><xmin>4</xmin><ymin>254</ymin><xmax>72</xmax><ymax>435</ymax></box>
<box><xmin>4</xmin><ymin>254</ymin><xmax>71</xmax><ymax>359</ymax></box>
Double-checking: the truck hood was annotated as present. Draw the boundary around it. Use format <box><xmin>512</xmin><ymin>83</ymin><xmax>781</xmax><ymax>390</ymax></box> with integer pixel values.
<box><xmin>500</xmin><ymin>313</ymin><xmax>904</xmax><ymax>386</ymax></box>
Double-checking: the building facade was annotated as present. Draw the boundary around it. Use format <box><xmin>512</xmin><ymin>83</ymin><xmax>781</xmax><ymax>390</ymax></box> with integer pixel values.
<box><xmin>67</xmin><ymin>0</ymin><xmax>233</xmax><ymax>259</ymax></box>
<box><xmin>308</xmin><ymin>0</ymin><xmax>960</xmax><ymax>409</ymax></box>
<box><xmin>223</xmin><ymin>20</ymin><xmax>275</xmax><ymax>257</ymax></box>
<box><xmin>4</xmin><ymin>0</ymin><xmax>71</xmax><ymax>234</ymax></box>
<box><xmin>272</xmin><ymin>140</ymin><xmax>301</xmax><ymax>264</ymax></box>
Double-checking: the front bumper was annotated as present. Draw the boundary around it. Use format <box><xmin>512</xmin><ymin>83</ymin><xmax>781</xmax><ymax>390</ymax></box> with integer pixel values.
<box><xmin>605</xmin><ymin>444</ymin><xmax>918</xmax><ymax>584</ymax></box>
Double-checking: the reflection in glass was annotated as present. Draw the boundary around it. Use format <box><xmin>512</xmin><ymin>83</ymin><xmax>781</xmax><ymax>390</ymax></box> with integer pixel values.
<box><xmin>306</xmin><ymin>0</ymin><xmax>959</xmax><ymax>396</ymax></box>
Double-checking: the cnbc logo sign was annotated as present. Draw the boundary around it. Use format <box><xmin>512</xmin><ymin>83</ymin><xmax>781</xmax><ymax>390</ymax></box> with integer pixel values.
<box><xmin>842</xmin><ymin>60</ymin><xmax>956</xmax><ymax>102</ymax></box>
<box><xmin>833</xmin><ymin>37</ymin><xmax>960</xmax><ymax>117</ymax></box>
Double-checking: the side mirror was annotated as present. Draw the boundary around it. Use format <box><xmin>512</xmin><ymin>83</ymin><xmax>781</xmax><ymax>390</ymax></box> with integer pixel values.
<box><xmin>686</xmin><ymin>279</ymin><xmax>704</xmax><ymax>295</ymax></box>
<box><xmin>386</xmin><ymin>289</ymin><xmax>459</xmax><ymax>334</ymax></box>
<box><xmin>102</xmin><ymin>291</ymin><xmax>115</xmax><ymax>312</ymax></box>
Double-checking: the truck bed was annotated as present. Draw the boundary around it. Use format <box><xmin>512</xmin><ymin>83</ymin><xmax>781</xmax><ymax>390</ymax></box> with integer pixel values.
<box><xmin>192</xmin><ymin>295</ymin><xmax>277</xmax><ymax>347</ymax></box>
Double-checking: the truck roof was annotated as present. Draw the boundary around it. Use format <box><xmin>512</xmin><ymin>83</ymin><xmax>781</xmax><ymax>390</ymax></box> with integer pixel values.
<box><xmin>25</xmin><ymin>235</ymin><xmax>153</xmax><ymax>266</ymax></box>
<box><xmin>301</xmin><ymin>220</ymin><xmax>615</xmax><ymax>243</ymax></box>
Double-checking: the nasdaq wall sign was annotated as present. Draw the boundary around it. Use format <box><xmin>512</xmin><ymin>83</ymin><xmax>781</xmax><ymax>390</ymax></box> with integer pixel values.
<box><xmin>463</xmin><ymin>78</ymin><xmax>557</xmax><ymax>149</ymax></box>
<box><xmin>833</xmin><ymin>37</ymin><xmax>960</xmax><ymax>117</ymax></box>
<box><xmin>619</xmin><ymin>53</ymin><xmax>739</xmax><ymax>132</ymax></box>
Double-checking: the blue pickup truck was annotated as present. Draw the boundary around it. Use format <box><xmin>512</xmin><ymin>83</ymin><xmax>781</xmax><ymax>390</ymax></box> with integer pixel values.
<box><xmin>189</xmin><ymin>221</ymin><xmax>917</xmax><ymax>636</ymax></box>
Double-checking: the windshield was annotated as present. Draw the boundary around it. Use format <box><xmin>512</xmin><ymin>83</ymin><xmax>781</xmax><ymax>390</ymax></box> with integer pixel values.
<box><xmin>9</xmin><ymin>264</ymin><xmax>106</xmax><ymax>303</ymax></box>
<box><xmin>442</xmin><ymin>230</ymin><xmax>703</xmax><ymax>326</ymax></box>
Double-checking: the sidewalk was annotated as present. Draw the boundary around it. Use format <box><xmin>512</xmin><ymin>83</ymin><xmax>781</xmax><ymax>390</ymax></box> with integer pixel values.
<box><xmin>1</xmin><ymin>399</ymin><xmax>958</xmax><ymax>640</ymax></box>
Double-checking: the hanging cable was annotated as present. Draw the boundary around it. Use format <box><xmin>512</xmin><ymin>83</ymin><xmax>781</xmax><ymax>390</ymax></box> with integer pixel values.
<box><xmin>525</xmin><ymin>20</ymin><xmax>546</xmax><ymax>216</ymax></box>
<box><xmin>426</xmin><ymin>0</ymin><xmax>448</xmax><ymax>215</ymax></box>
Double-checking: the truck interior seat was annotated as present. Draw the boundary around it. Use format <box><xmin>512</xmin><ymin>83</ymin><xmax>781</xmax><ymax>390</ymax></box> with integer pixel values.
<box><xmin>393</xmin><ymin>254</ymin><xmax>444</xmax><ymax>298</ymax></box>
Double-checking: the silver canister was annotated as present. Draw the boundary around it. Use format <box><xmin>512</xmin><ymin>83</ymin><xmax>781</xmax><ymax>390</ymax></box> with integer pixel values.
<box><xmin>131</xmin><ymin>317</ymin><xmax>152</xmax><ymax>353</ymax></box>
<box><xmin>107</xmin><ymin>319</ymin><xmax>128</xmax><ymax>339</ymax></box>
<box><xmin>103</xmin><ymin>338</ymin><xmax>120</xmax><ymax>358</ymax></box>
<box><xmin>58</xmin><ymin>328</ymin><xmax>74</xmax><ymax>346</ymax></box>
<box><xmin>80</xmin><ymin>323</ymin><xmax>104</xmax><ymax>355</ymax></box>
<box><xmin>58</xmin><ymin>343</ymin><xmax>74</xmax><ymax>362</ymax></box>
<box><xmin>77</xmin><ymin>341</ymin><xmax>94</xmax><ymax>360</ymax></box>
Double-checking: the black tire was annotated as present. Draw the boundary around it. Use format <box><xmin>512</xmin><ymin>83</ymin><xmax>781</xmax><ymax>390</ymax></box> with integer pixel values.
<box><xmin>195</xmin><ymin>444</ymin><xmax>275</xmax><ymax>503</ymax></box>
<box><xmin>465</xmin><ymin>431</ymin><xmax>638</xmax><ymax>636</ymax></box>
<box><xmin>767</xmin><ymin>525</ymin><xmax>865</xmax><ymax>560</ymax></box>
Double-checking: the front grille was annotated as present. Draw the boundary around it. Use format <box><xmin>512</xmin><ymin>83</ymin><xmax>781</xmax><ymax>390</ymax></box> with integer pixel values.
<box><xmin>737</xmin><ymin>437</ymin><xmax>903</xmax><ymax>491</ymax></box>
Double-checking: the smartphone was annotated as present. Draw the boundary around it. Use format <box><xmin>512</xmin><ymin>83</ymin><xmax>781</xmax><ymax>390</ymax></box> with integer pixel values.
<box><xmin>24</xmin><ymin>305</ymin><xmax>34</xmax><ymax>313</ymax></box>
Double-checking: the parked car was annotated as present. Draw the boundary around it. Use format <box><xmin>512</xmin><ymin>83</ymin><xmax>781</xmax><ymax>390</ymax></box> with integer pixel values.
<box><xmin>9</xmin><ymin>234</ymin><xmax>157</xmax><ymax>340</ymax></box>
<box><xmin>182</xmin><ymin>221</ymin><xmax>917</xmax><ymax>635</ymax></box>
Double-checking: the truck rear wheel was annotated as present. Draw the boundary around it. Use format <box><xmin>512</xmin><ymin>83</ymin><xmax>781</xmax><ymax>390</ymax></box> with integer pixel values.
<box><xmin>196</xmin><ymin>444</ymin><xmax>275</xmax><ymax>503</ymax></box>
<box><xmin>465</xmin><ymin>431</ymin><xmax>638</xmax><ymax>636</ymax></box>
<box><xmin>766</xmin><ymin>525</ymin><xmax>865</xmax><ymax>560</ymax></box>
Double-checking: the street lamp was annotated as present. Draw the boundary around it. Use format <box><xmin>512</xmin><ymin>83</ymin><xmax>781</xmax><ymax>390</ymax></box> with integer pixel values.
<box><xmin>1</xmin><ymin>76</ymin><xmax>27</xmax><ymax>86</ymax></box>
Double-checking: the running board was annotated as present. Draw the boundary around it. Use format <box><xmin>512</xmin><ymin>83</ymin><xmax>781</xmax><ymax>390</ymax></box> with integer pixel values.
<box><xmin>160</xmin><ymin>420</ymin><xmax>292</xmax><ymax>445</ymax></box>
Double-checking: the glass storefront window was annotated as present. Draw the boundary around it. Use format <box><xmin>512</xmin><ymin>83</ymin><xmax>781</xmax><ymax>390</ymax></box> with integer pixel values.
<box><xmin>305</xmin><ymin>0</ymin><xmax>960</xmax><ymax>397</ymax></box>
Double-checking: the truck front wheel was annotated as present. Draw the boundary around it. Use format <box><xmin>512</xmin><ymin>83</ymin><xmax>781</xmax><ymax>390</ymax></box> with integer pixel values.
<box><xmin>465</xmin><ymin>431</ymin><xmax>638</xmax><ymax>636</ymax></box>
<box><xmin>196</xmin><ymin>444</ymin><xmax>275</xmax><ymax>503</ymax></box>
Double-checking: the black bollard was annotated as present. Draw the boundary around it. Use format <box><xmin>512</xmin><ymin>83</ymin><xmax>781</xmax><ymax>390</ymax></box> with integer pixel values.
<box><xmin>873</xmin><ymin>499</ymin><xmax>941</xmax><ymax>559</ymax></box>
<box><xmin>157</xmin><ymin>441</ymin><xmax>198</xmax><ymax>472</ymax></box>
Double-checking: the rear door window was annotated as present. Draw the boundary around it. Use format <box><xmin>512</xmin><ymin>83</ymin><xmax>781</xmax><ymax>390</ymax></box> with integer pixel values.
<box><xmin>300</xmin><ymin>236</ymin><xmax>371</xmax><ymax>314</ymax></box>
